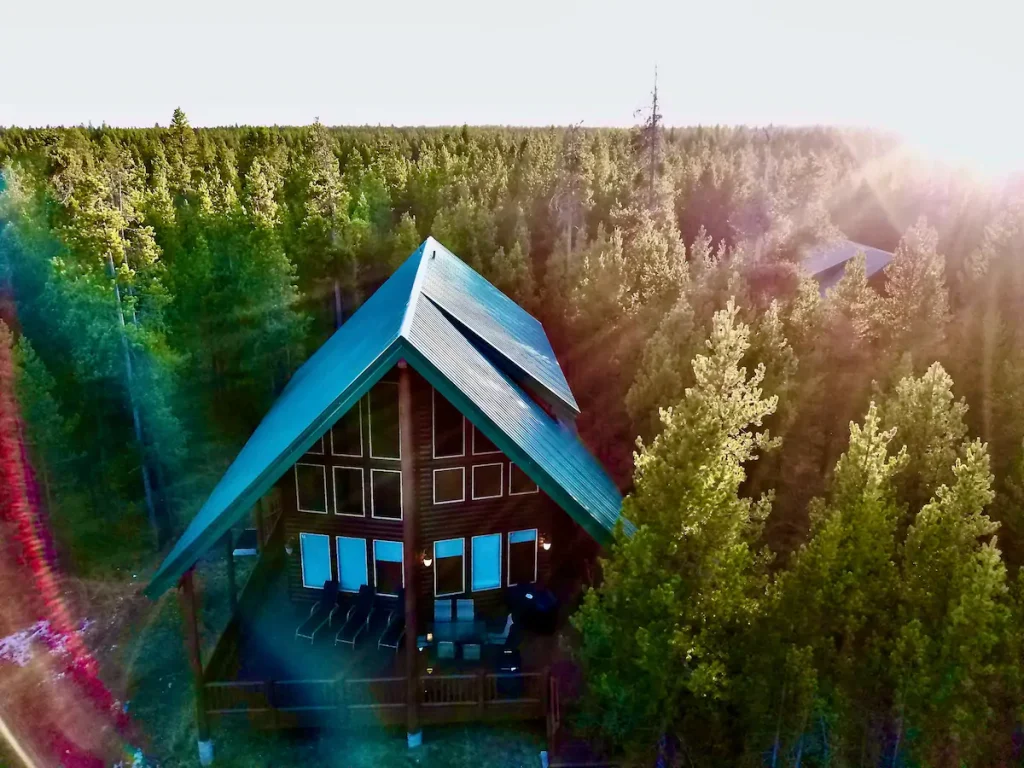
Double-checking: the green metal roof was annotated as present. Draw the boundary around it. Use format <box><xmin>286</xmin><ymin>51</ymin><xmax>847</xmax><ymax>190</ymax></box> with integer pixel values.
<box><xmin>146</xmin><ymin>237</ymin><xmax>623</xmax><ymax>598</ymax></box>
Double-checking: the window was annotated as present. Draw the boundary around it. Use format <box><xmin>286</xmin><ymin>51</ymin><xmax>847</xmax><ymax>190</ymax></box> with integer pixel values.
<box><xmin>300</xmin><ymin>533</ymin><xmax>332</xmax><ymax>589</ymax></box>
<box><xmin>373</xmin><ymin>539</ymin><xmax>404</xmax><ymax>596</ymax></box>
<box><xmin>433</xmin><ymin>389</ymin><xmax>465</xmax><ymax>458</ymax></box>
<box><xmin>472</xmin><ymin>425</ymin><xmax>500</xmax><ymax>455</ymax></box>
<box><xmin>508</xmin><ymin>529</ymin><xmax>538</xmax><ymax>586</ymax></box>
<box><xmin>306</xmin><ymin>435</ymin><xmax>324</xmax><ymax>455</ymax></box>
<box><xmin>369</xmin><ymin>381</ymin><xmax>401</xmax><ymax>459</ymax></box>
<box><xmin>433</xmin><ymin>467</ymin><xmax>465</xmax><ymax>505</ymax></box>
<box><xmin>370</xmin><ymin>469</ymin><xmax>403</xmax><ymax>520</ymax></box>
<box><xmin>472</xmin><ymin>463</ymin><xmax>503</xmax><ymax>500</ymax></box>
<box><xmin>471</xmin><ymin>534</ymin><xmax>501</xmax><ymax>592</ymax></box>
<box><xmin>336</xmin><ymin>536</ymin><xmax>368</xmax><ymax>593</ymax></box>
<box><xmin>294</xmin><ymin>463</ymin><xmax>327</xmax><ymax>514</ymax></box>
<box><xmin>330</xmin><ymin>401</ymin><xmax>362</xmax><ymax>457</ymax></box>
<box><xmin>434</xmin><ymin>538</ymin><xmax>465</xmax><ymax>596</ymax></box>
<box><xmin>332</xmin><ymin>466</ymin><xmax>364</xmax><ymax>517</ymax></box>
<box><xmin>509</xmin><ymin>463</ymin><xmax>539</xmax><ymax>495</ymax></box>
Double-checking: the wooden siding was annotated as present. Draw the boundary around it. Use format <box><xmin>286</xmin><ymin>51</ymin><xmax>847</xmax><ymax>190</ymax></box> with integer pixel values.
<box><xmin>281</xmin><ymin>366</ymin><xmax>569</xmax><ymax>614</ymax></box>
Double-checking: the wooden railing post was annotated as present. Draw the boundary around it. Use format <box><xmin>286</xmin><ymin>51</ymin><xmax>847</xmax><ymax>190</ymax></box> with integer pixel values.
<box><xmin>178</xmin><ymin>569</ymin><xmax>213</xmax><ymax>765</ymax></box>
<box><xmin>224</xmin><ymin>533</ymin><xmax>237</xmax><ymax>616</ymax></box>
<box><xmin>477</xmin><ymin>670</ymin><xmax>486</xmax><ymax>718</ymax></box>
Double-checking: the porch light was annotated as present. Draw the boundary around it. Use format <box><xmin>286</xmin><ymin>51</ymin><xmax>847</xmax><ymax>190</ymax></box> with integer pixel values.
<box><xmin>421</xmin><ymin>550</ymin><xmax>433</xmax><ymax>567</ymax></box>
<box><xmin>285</xmin><ymin>537</ymin><xmax>296</xmax><ymax>556</ymax></box>
<box><xmin>539</xmin><ymin>534</ymin><xmax>552</xmax><ymax>551</ymax></box>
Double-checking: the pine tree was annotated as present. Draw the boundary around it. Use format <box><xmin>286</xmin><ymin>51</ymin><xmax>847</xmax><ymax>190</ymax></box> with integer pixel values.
<box><xmin>882</xmin><ymin>218</ymin><xmax>949</xmax><ymax>361</ymax></box>
<box><xmin>573</xmin><ymin>301</ymin><xmax>777</xmax><ymax>760</ymax></box>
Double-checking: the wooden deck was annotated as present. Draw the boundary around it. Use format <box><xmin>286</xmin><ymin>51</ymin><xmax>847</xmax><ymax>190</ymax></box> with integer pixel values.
<box><xmin>201</xmin><ymin>548</ymin><xmax>557</xmax><ymax>732</ymax></box>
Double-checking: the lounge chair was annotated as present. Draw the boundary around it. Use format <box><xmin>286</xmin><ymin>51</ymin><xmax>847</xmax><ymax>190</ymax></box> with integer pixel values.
<box><xmin>456</xmin><ymin>598</ymin><xmax>474</xmax><ymax>622</ymax></box>
<box><xmin>434</xmin><ymin>598</ymin><xmax>452</xmax><ymax>623</ymax></box>
<box><xmin>437</xmin><ymin>641</ymin><xmax>456</xmax><ymax>659</ymax></box>
<box><xmin>295</xmin><ymin>580</ymin><xmax>340</xmax><ymax>643</ymax></box>
<box><xmin>378</xmin><ymin>588</ymin><xmax>406</xmax><ymax>652</ymax></box>
<box><xmin>335</xmin><ymin>585</ymin><xmax>375</xmax><ymax>647</ymax></box>
<box><xmin>486</xmin><ymin>613</ymin><xmax>514</xmax><ymax>645</ymax></box>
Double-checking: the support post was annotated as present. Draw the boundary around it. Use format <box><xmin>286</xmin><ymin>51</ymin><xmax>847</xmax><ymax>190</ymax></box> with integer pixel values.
<box><xmin>254</xmin><ymin>498</ymin><xmax>266</xmax><ymax>552</ymax></box>
<box><xmin>398</xmin><ymin>360</ymin><xmax>421</xmax><ymax>748</ymax></box>
<box><xmin>178</xmin><ymin>569</ymin><xmax>213</xmax><ymax>765</ymax></box>
<box><xmin>224</xmin><ymin>533</ymin><xmax>237</xmax><ymax>616</ymax></box>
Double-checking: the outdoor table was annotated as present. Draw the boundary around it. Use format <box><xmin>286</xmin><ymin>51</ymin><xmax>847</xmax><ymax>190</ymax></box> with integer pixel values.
<box><xmin>425</xmin><ymin>619</ymin><xmax>486</xmax><ymax>644</ymax></box>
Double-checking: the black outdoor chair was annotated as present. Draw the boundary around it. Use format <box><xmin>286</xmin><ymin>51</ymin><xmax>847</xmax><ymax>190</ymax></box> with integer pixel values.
<box><xmin>377</xmin><ymin>588</ymin><xmax>406</xmax><ymax>652</ymax></box>
<box><xmin>294</xmin><ymin>580</ymin><xmax>340</xmax><ymax>643</ymax></box>
<box><xmin>335</xmin><ymin>584</ymin><xmax>375</xmax><ymax>648</ymax></box>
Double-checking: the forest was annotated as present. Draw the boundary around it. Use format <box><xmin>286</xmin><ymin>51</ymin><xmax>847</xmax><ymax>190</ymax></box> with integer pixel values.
<box><xmin>2</xmin><ymin>104</ymin><xmax>1024</xmax><ymax>766</ymax></box>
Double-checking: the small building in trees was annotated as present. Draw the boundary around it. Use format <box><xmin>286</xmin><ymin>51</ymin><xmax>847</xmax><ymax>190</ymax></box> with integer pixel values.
<box><xmin>803</xmin><ymin>238</ymin><xmax>893</xmax><ymax>294</ymax></box>
<box><xmin>145</xmin><ymin>237</ymin><xmax>624</xmax><ymax>762</ymax></box>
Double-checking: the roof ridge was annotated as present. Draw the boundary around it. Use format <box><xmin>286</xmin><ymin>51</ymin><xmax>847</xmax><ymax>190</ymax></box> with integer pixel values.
<box><xmin>399</xmin><ymin>239</ymin><xmax>434</xmax><ymax>338</ymax></box>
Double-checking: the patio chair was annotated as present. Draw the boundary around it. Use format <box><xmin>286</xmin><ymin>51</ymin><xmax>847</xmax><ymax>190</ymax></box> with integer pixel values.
<box><xmin>456</xmin><ymin>598</ymin><xmax>474</xmax><ymax>622</ymax></box>
<box><xmin>434</xmin><ymin>598</ymin><xmax>452</xmax><ymax>623</ymax></box>
<box><xmin>295</xmin><ymin>580</ymin><xmax>339</xmax><ymax>644</ymax></box>
<box><xmin>462</xmin><ymin>643</ymin><xmax>481</xmax><ymax>662</ymax></box>
<box><xmin>378</xmin><ymin>589</ymin><xmax>406</xmax><ymax>652</ymax></box>
<box><xmin>486</xmin><ymin>613</ymin><xmax>514</xmax><ymax>645</ymax></box>
<box><xmin>437</xmin><ymin>641</ymin><xmax>456</xmax><ymax>659</ymax></box>
<box><xmin>335</xmin><ymin>584</ymin><xmax>375</xmax><ymax>648</ymax></box>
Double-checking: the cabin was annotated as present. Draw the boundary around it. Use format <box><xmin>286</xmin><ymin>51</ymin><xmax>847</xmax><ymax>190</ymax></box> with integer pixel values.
<box><xmin>802</xmin><ymin>238</ymin><xmax>894</xmax><ymax>295</ymax></box>
<box><xmin>145</xmin><ymin>237</ymin><xmax>624</xmax><ymax>764</ymax></box>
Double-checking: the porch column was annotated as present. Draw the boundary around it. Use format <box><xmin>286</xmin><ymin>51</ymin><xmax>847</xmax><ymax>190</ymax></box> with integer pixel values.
<box><xmin>178</xmin><ymin>568</ymin><xmax>213</xmax><ymax>765</ymax></box>
<box><xmin>224</xmin><ymin>533</ymin><xmax>237</xmax><ymax>616</ymax></box>
<box><xmin>398</xmin><ymin>360</ymin><xmax>421</xmax><ymax>748</ymax></box>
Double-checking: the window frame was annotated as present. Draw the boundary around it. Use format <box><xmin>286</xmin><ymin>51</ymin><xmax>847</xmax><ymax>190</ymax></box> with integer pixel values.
<box><xmin>299</xmin><ymin>532</ymin><xmax>332</xmax><ymax>589</ymax></box>
<box><xmin>294</xmin><ymin>462</ymin><xmax>329</xmax><ymax>514</ymax></box>
<box><xmin>330</xmin><ymin>399</ymin><xmax>363</xmax><ymax>458</ymax></box>
<box><xmin>508</xmin><ymin>462</ymin><xmax>540</xmax><ymax>496</ymax></box>
<box><xmin>372</xmin><ymin>539</ymin><xmax>405</xmax><ymax>597</ymax></box>
<box><xmin>306</xmin><ymin>435</ymin><xmax>324</xmax><ymax>455</ymax></box>
<box><xmin>471</xmin><ymin>533</ymin><xmax>502</xmax><ymax>593</ymax></box>
<box><xmin>433</xmin><ymin>537</ymin><xmax>466</xmax><ymax>597</ymax></box>
<box><xmin>370</xmin><ymin>468</ymin><xmax>404</xmax><ymax>521</ymax></box>
<box><xmin>432</xmin><ymin>388</ymin><xmax>466</xmax><ymax>459</ymax></box>
<box><xmin>471</xmin><ymin>424</ymin><xmax>502</xmax><ymax>456</ymax></box>
<box><xmin>471</xmin><ymin>462</ymin><xmax>504</xmax><ymax>501</ymax></box>
<box><xmin>335</xmin><ymin>535</ymin><xmax>368</xmax><ymax>593</ymax></box>
<box><xmin>368</xmin><ymin>381</ymin><xmax>402</xmax><ymax>460</ymax></box>
<box><xmin>332</xmin><ymin>465</ymin><xmax>365</xmax><ymax>518</ymax></box>
<box><xmin>432</xmin><ymin>466</ymin><xmax>466</xmax><ymax>505</ymax></box>
<box><xmin>507</xmin><ymin>528</ymin><xmax>538</xmax><ymax>587</ymax></box>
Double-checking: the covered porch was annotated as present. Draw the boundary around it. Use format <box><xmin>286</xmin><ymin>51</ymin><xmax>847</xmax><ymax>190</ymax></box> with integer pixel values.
<box><xmin>197</xmin><ymin>546</ymin><xmax>560</xmax><ymax>735</ymax></box>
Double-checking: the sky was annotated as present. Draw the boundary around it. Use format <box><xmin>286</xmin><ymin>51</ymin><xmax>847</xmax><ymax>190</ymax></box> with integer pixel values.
<box><xmin>3</xmin><ymin>0</ymin><xmax>1022</xmax><ymax>172</ymax></box>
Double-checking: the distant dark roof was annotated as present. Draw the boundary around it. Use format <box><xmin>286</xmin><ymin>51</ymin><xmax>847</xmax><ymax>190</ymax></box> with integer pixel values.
<box><xmin>145</xmin><ymin>237</ymin><xmax>624</xmax><ymax>598</ymax></box>
<box><xmin>803</xmin><ymin>239</ymin><xmax>893</xmax><ymax>294</ymax></box>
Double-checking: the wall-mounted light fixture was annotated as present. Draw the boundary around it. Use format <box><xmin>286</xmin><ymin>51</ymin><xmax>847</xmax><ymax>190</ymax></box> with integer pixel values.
<box><xmin>285</xmin><ymin>537</ymin><xmax>296</xmax><ymax>556</ymax></box>
<box><xmin>421</xmin><ymin>550</ymin><xmax>433</xmax><ymax>567</ymax></box>
<box><xmin>539</xmin><ymin>534</ymin><xmax>552</xmax><ymax>551</ymax></box>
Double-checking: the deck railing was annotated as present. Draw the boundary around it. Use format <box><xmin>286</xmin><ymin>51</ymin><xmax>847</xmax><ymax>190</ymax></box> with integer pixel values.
<box><xmin>205</xmin><ymin>669</ymin><xmax>548</xmax><ymax>729</ymax></box>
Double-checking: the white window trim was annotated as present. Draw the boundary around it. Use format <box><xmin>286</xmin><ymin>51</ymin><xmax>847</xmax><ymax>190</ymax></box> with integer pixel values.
<box><xmin>332</xmin><ymin>465</ymin><xmax>365</xmax><ymax>517</ymax></box>
<box><xmin>370</xmin><ymin>468</ymin><xmax>403</xmax><ymax>521</ymax></box>
<box><xmin>507</xmin><ymin>528</ymin><xmax>539</xmax><ymax>587</ymax></box>
<box><xmin>433</xmin><ymin>538</ymin><xmax>466</xmax><ymax>597</ymax></box>
<box><xmin>432</xmin><ymin>466</ymin><xmax>465</xmax><ymax>505</ymax></box>
<box><xmin>330</xmin><ymin>400</ymin><xmax>363</xmax><ymax>458</ymax></box>
<box><xmin>295</xmin><ymin>462</ymin><xmax>328</xmax><ymax>514</ymax></box>
<box><xmin>369</xmin><ymin>381</ymin><xmax>401</xmax><ymax>460</ymax></box>
<box><xmin>299</xmin><ymin>532</ymin><xmax>332</xmax><ymax>589</ymax></box>
<box><xmin>306</xmin><ymin>435</ymin><xmax>325</xmax><ymax>455</ymax></box>
<box><xmin>471</xmin><ymin>462</ymin><xmax>504</xmax><ymax>500</ymax></box>
<box><xmin>432</xmin><ymin>389</ymin><xmax>465</xmax><ymax>459</ymax></box>
<box><xmin>472</xmin><ymin>425</ymin><xmax>502</xmax><ymax>456</ymax></box>
<box><xmin>471</xmin><ymin>533</ymin><xmax>502</xmax><ymax>593</ymax></box>
<box><xmin>373</xmin><ymin>539</ymin><xmax>405</xmax><ymax>597</ymax></box>
<box><xmin>335</xmin><ymin>535</ymin><xmax>368</xmax><ymax>594</ymax></box>
<box><xmin>508</xmin><ymin>462</ymin><xmax>540</xmax><ymax>496</ymax></box>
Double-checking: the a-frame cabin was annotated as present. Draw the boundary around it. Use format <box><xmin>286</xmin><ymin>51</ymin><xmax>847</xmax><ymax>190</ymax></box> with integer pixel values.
<box><xmin>146</xmin><ymin>237</ymin><xmax>624</xmax><ymax>762</ymax></box>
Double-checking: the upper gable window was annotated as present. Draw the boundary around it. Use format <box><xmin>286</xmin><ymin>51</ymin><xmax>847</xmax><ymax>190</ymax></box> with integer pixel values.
<box><xmin>472</xmin><ymin>425</ymin><xmax>500</xmax><ymax>455</ymax></box>
<box><xmin>369</xmin><ymin>381</ymin><xmax>401</xmax><ymax>460</ymax></box>
<box><xmin>295</xmin><ymin>463</ymin><xmax>328</xmax><ymax>514</ymax></box>
<box><xmin>433</xmin><ymin>389</ymin><xmax>465</xmax><ymax>459</ymax></box>
<box><xmin>509</xmin><ymin>463</ymin><xmax>539</xmax><ymax>495</ymax></box>
<box><xmin>331</xmin><ymin>400</ymin><xmax>362</xmax><ymax>457</ymax></box>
